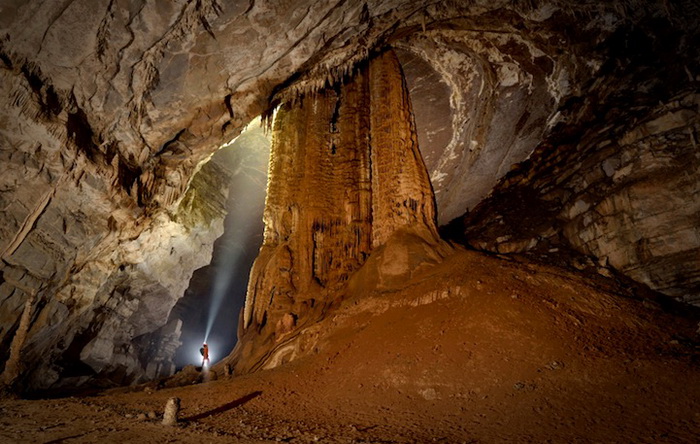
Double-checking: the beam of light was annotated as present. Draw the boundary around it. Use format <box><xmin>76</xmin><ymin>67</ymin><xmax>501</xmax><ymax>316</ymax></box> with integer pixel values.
<box><xmin>201</xmin><ymin>117</ymin><xmax>271</xmax><ymax>354</ymax></box>
<box><xmin>203</xmin><ymin>248</ymin><xmax>240</xmax><ymax>344</ymax></box>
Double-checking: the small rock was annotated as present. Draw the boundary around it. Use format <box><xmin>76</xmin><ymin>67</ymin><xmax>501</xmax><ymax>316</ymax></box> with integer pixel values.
<box><xmin>513</xmin><ymin>382</ymin><xmax>526</xmax><ymax>390</ymax></box>
<box><xmin>136</xmin><ymin>413</ymin><xmax>147</xmax><ymax>421</ymax></box>
<box><xmin>419</xmin><ymin>388</ymin><xmax>439</xmax><ymax>400</ymax></box>
<box><xmin>147</xmin><ymin>410</ymin><xmax>157</xmax><ymax>419</ymax></box>
<box><xmin>547</xmin><ymin>361</ymin><xmax>564</xmax><ymax>370</ymax></box>
<box><xmin>597</xmin><ymin>267</ymin><xmax>613</xmax><ymax>278</ymax></box>
<box><xmin>124</xmin><ymin>413</ymin><xmax>133</xmax><ymax>419</ymax></box>
<box><xmin>162</xmin><ymin>398</ymin><xmax>180</xmax><ymax>426</ymax></box>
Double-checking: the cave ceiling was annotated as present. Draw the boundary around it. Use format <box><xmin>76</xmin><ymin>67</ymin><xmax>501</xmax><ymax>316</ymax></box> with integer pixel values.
<box><xmin>1</xmin><ymin>0</ymin><xmax>626</xmax><ymax>216</ymax></box>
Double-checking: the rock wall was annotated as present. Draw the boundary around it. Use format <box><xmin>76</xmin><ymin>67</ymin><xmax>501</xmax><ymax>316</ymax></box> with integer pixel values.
<box><xmin>395</xmin><ymin>28</ymin><xmax>560</xmax><ymax>225</ymax></box>
<box><xmin>460</xmin><ymin>91</ymin><xmax>700</xmax><ymax>305</ymax></box>
<box><xmin>233</xmin><ymin>50</ymin><xmax>447</xmax><ymax>373</ymax></box>
<box><xmin>436</xmin><ymin>2</ymin><xmax>700</xmax><ymax>307</ymax></box>
<box><xmin>393</xmin><ymin>2</ymin><xmax>700</xmax><ymax>229</ymax></box>
<box><xmin>0</xmin><ymin>140</ymin><xmax>230</xmax><ymax>390</ymax></box>
<box><xmin>0</xmin><ymin>76</ymin><xmax>232</xmax><ymax>390</ymax></box>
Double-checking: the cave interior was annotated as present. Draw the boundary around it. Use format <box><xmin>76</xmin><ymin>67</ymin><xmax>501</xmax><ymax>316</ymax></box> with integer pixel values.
<box><xmin>0</xmin><ymin>0</ymin><xmax>699</xmax><ymax>442</ymax></box>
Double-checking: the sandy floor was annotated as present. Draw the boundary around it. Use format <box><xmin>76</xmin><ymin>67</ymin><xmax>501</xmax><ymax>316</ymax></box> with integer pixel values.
<box><xmin>2</xmin><ymin>249</ymin><xmax>700</xmax><ymax>443</ymax></box>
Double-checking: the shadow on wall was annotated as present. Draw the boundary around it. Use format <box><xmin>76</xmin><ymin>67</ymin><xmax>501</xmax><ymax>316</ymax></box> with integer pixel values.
<box><xmin>170</xmin><ymin>120</ymin><xmax>271</xmax><ymax>369</ymax></box>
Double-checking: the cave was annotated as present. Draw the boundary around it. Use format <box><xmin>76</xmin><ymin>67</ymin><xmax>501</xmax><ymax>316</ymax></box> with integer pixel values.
<box><xmin>1</xmin><ymin>1</ymin><xmax>699</xmax><ymax>442</ymax></box>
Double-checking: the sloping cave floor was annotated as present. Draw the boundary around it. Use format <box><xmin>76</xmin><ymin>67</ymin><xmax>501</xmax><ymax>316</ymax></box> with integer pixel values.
<box><xmin>2</xmin><ymin>248</ymin><xmax>700</xmax><ymax>443</ymax></box>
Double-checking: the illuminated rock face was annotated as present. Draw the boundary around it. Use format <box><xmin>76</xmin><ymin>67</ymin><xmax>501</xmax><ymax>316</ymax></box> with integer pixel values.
<box><xmin>368</xmin><ymin>52</ymin><xmax>438</xmax><ymax>248</ymax></box>
<box><xmin>0</xmin><ymin>144</ymin><xmax>230</xmax><ymax>390</ymax></box>
<box><xmin>236</xmin><ymin>50</ymin><xmax>444</xmax><ymax>372</ymax></box>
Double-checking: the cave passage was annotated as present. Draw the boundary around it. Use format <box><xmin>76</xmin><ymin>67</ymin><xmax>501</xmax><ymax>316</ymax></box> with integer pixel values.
<box><xmin>170</xmin><ymin>119</ymin><xmax>271</xmax><ymax>369</ymax></box>
<box><xmin>1</xmin><ymin>1</ymin><xmax>699</xmax><ymax>441</ymax></box>
<box><xmin>172</xmin><ymin>46</ymin><xmax>455</xmax><ymax>373</ymax></box>
<box><xmin>171</xmin><ymin>47</ymin><xmax>451</xmax><ymax>371</ymax></box>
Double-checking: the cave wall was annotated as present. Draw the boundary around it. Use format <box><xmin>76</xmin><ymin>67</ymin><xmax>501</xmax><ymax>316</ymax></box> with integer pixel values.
<box><xmin>396</xmin><ymin>27</ymin><xmax>560</xmax><ymax>225</ymax></box>
<box><xmin>460</xmin><ymin>91</ymin><xmax>700</xmax><ymax>305</ymax></box>
<box><xmin>394</xmin><ymin>3</ymin><xmax>699</xmax><ymax>233</ymax></box>
<box><xmin>0</xmin><ymin>120</ymin><xmax>231</xmax><ymax>390</ymax></box>
<box><xmin>452</xmin><ymin>9</ymin><xmax>700</xmax><ymax>304</ymax></box>
<box><xmin>0</xmin><ymin>42</ymin><xmax>234</xmax><ymax>388</ymax></box>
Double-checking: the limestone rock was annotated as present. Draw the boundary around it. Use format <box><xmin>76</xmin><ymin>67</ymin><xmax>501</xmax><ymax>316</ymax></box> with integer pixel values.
<box><xmin>162</xmin><ymin>397</ymin><xmax>180</xmax><ymax>426</ymax></box>
<box><xmin>0</xmin><ymin>144</ymin><xmax>231</xmax><ymax>391</ymax></box>
<box><xmin>233</xmin><ymin>50</ymin><xmax>448</xmax><ymax>373</ymax></box>
<box><xmin>461</xmin><ymin>92</ymin><xmax>700</xmax><ymax>306</ymax></box>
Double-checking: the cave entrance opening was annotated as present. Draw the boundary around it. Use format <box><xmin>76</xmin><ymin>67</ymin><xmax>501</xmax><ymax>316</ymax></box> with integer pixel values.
<box><xmin>170</xmin><ymin>117</ymin><xmax>271</xmax><ymax>369</ymax></box>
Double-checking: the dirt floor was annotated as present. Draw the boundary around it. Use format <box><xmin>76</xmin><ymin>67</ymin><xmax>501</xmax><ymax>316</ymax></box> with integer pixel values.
<box><xmin>2</xmin><ymin>248</ymin><xmax>700</xmax><ymax>443</ymax></box>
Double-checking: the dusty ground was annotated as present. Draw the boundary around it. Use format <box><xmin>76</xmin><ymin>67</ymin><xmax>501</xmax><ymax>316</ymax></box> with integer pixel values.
<box><xmin>2</xmin><ymin>248</ymin><xmax>700</xmax><ymax>443</ymax></box>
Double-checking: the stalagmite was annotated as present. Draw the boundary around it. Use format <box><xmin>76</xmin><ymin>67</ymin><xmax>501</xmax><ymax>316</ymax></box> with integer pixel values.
<box><xmin>162</xmin><ymin>397</ymin><xmax>180</xmax><ymax>426</ymax></box>
<box><xmin>242</xmin><ymin>63</ymin><xmax>374</xmax><ymax>335</ymax></box>
<box><xmin>233</xmin><ymin>49</ymin><xmax>444</xmax><ymax>373</ymax></box>
<box><xmin>368</xmin><ymin>50</ymin><xmax>439</xmax><ymax>247</ymax></box>
<box><xmin>1</xmin><ymin>290</ymin><xmax>37</xmax><ymax>388</ymax></box>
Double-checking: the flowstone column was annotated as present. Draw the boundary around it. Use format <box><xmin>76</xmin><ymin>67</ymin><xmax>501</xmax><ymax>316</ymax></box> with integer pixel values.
<box><xmin>369</xmin><ymin>50</ymin><xmax>439</xmax><ymax>247</ymax></box>
<box><xmin>233</xmin><ymin>49</ymin><xmax>442</xmax><ymax>373</ymax></box>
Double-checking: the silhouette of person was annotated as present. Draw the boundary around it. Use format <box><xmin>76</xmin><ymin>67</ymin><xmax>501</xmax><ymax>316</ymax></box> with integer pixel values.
<box><xmin>201</xmin><ymin>343</ymin><xmax>210</xmax><ymax>368</ymax></box>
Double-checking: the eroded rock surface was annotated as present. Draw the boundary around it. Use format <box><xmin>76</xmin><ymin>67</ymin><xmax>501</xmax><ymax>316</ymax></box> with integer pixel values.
<box><xmin>459</xmin><ymin>91</ymin><xmax>700</xmax><ymax>305</ymax></box>
<box><xmin>0</xmin><ymin>146</ymin><xmax>230</xmax><ymax>390</ymax></box>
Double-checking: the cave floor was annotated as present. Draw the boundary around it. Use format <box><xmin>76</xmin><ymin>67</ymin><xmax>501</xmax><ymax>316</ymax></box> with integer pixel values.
<box><xmin>2</xmin><ymin>249</ymin><xmax>700</xmax><ymax>443</ymax></box>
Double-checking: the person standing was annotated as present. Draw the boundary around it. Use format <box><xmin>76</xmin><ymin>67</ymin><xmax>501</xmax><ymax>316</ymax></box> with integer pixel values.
<box><xmin>201</xmin><ymin>343</ymin><xmax>210</xmax><ymax>368</ymax></box>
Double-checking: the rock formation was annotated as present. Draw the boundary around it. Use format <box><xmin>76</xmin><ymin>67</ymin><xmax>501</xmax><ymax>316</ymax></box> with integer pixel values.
<box><xmin>458</xmin><ymin>91</ymin><xmax>700</xmax><ymax>304</ymax></box>
<box><xmin>448</xmin><ymin>11</ymin><xmax>700</xmax><ymax>305</ymax></box>
<box><xmin>233</xmin><ymin>49</ymin><xmax>448</xmax><ymax>373</ymax></box>
<box><xmin>0</xmin><ymin>147</ymin><xmax>230</xmax><ymax>391</ymax></box>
